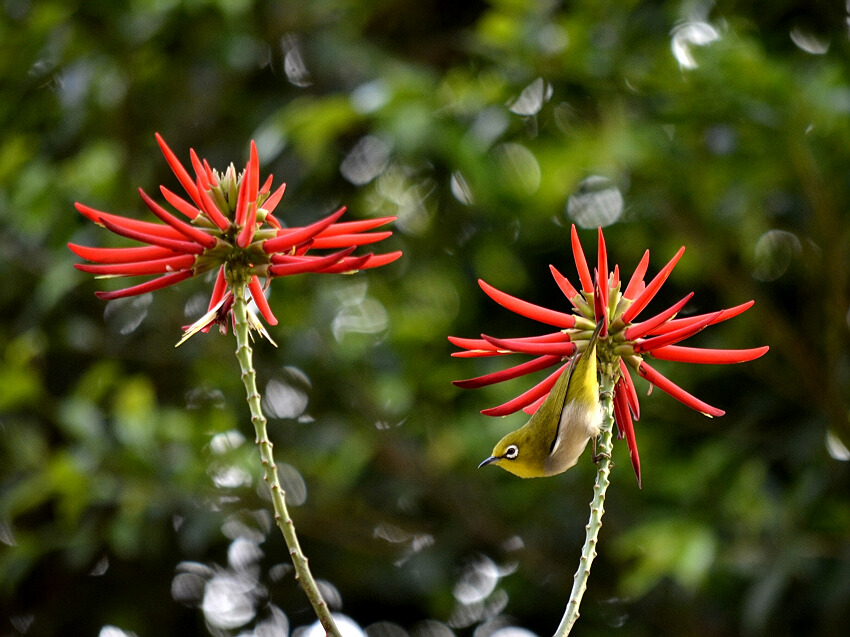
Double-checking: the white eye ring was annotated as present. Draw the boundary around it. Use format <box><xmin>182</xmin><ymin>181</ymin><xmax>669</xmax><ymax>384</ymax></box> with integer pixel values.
<box><xmin>504</xmin><ymin>445</ymin><xmax>519</xmax><ymax>459</ymax></box>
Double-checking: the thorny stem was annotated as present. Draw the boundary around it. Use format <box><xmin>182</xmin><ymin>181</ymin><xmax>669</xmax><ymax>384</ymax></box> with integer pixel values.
<box><xmin>554</xmin><ymin>371</ymin><xmax>616</xmax><ymax>637</ymax></box>
<box><xmin>231</xmin><ymin>281</ymin><xmax>342</xmax><ymax>637</ymax></box>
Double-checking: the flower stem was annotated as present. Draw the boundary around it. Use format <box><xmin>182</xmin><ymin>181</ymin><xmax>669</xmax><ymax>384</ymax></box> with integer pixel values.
<box><xmin>231</xmin><ymin>282</ymin><xmax>342</xmax><ymax>637</ymax></box>
<box><xmin>554</xmin><ymin>371</ymin><xmax>617</xmax><ymax>636</ymax></box>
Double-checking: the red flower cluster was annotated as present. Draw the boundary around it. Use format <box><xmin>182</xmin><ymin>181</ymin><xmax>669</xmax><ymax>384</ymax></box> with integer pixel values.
<box><xmin>70</xmin><ymin>134</ymin><xmax>401</xmax><ymax>334</ymax></box>
<box><xmin>450</xmin><ymin>226</ymin><xmax>768</xmax><ymax>486</ymax></box>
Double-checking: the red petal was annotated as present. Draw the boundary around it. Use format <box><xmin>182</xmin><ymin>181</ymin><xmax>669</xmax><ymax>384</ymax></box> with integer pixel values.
<box><xmin>68</xmin><ymin>243</ymin><xmax>179</xmax><ymax>264</ymax></box>
<box><xmin>621</xmin><ymin>246</ymin><xmax>685</xmax><ymax>324</ymax></box>
<box><xmin>448</xmin><ymin>335</ymin><xmax>500</xmax><ymax>353</ymax></box>
<box><xmin>623</xmin><ymin>250</ymin><xmax>649</xmax><ymax>300</ymax></box>
<box><xmin>190</xmin><ymin>149</ymin><xmax>210</xmax><ymax>191</ymax></box>
<box><xmin>310</xmin><ymin>231</ymin><xmax>393</xmax><ymax>248</ymax></box>
<box><xmin>638</xmin><ymin>361</ymin><xmax>725</xmax><ymax>417</ymax></box>
<box><xmin>481</xmin><ymin>334</ymin><xmax>576</xmax><ymax>356</ymax></box>
<box><xmin>249</xmin><ymin>275</ymin><xmax>278</xmax><ymax>325</ymax></box>
<box><xmin>262</xmin><ymin>207</ymin><xmax>347</xmax><ymax>254</ymax></box>
<box><xmin>98</xmin><ymin>217</ymin><xmax>205</xmax><ymax>255</ymax></box>
<box><xmin>315</xmin><ymin>254</ymin><xmax>372</xmax><ymax>273</ymax></box>
<box><xmin>94</xmin><ymin>269</ymin><xmax>194</xmax><ymax>300</ymax></box>
<box><xmin>260</xmin><ymin>174</ymin><xmax>274</xmax><ymax>194</ymax></box>
<box><xmin>478</xmin><ymin>280</ymin><xmax>577</xmax><ymax>328</ymax></box>
<box><xmin>570</xmin><ymin>224</ymin><xmax>593</xmax><ymax>293</ymax></box>
<box><xmin>481</xmin><ymin>363</ymin><xmax>568</xmax><ymax>416</ymax></box>
<box><xmin>624</xmin><ymin>292</ymin><xmax>694</xmax><ymax>341</ymax></box>
<box><xmin>208</xmin><ymin>266</ymin><xmax>228</xmax><ymax>311</ymax></box>
<box><xmin>234</xmin><ymin>159</ymin><xmax>251</xmax><ymax>226</ymax></box>
<box><xmin>651</xmin><ymin>301</ymin><xmax>755</xmax><ymax>335</ymax></box>
<box><xmin>155</xmin><ymin>133</ymin><xmax>203</xmax><ymax>209</ymax></box>
<box><xmin>452</xmin><ymin>354</ymin><xmax>561</xmax><ymax>389</ymax></box>
<box><xmin>268</xmin><ymin>246</ymin><xmax>355</xmax><ymax>276</ymax></box>
<box><xmin>318</xmin><ymin>216</ymin><xmax>397</xmax><ymax>236</ymax></box>
<box><xmin>74</xmin><ymin>253</ymin><xmax>196</xmax><ymax>276</ymax></box>
<box><xmin>615</xmin><ymin>381</ymin><xmax>641</xmax><ymax>487</ymax></box>
<box><xmin>196</xmin><ymin>180</ymin><xmax>231</xmax><ymax>231</ymax></box>
<box><xmin>549</xmin><ymin>264</ymin><xmax>580</xmax><ymax>306</ymax></box>
<box><xmin>633</xmin><ymin>311</ymin><xmax>721</xmax><ymax>354</ymax></box>
<box><xmin>355</xmin><ymin>250</ymin><xmax>402</xmax><ymax>269</ymax></box>
<box><xmin>248</xmin><ymin>141</ymin><xmax>259</xmax><ymax>203</ymax></box>
<box><xmin>75</xmin><ymin>203</ymin><xmax>185</xmax><ymax>240</ymax></box>
<box><xmin>237</xmin><ymin>202</ymin><xmax>258</xmax><ymax>248</ymax></box>
<box><xmin>619</xmin><ymin>358</ymin><xmax>640</xmax><ymax>420</ymax></box>
<box><xmin>597</xmin><ymin>227</ymin><xmax>609</xmax><ymax>314</ymax></box>
<box><xmin>138</xmin><ymin>188</ymin><xmax>217</xmax><ymax>248</ymax></box>
<box><xmin>650</xmin><ymin>345</ymin><xmax>769</xmax><ymax>364</ymax></box>
<box><xmin>203</xmin><ymin>159</ymin><xmax>218</xmax><ymax>187</ymax></box>
<box><xmin>261</xmin><ymin>183</ymin><xmax>286</xmax><ymax>215</ymax></box>
<box><xmin>159</xmin><ymin>186</ymin><xmax>201</xmax><ymax>220</ymax></box>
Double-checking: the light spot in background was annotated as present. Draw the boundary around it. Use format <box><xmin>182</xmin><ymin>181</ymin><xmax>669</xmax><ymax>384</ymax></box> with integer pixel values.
<box><xmin>229</xmin><ymin>537</ymin><xmax>264</xmax><ymax>575</ymax></box>
<box><xmin>469</xmin><ymin>107</ymin><xmax>509</xmax><ymax>149</ymax></box>
<box><xmin>671</xmin><ymin>21</ymin><xmax>720</xmax><ymax>70</ymax></box>
<box><xmin>222</xmin><ymin>509</ymin><xmax>272</xmax><ymax>543</ymax></box>
<box><xmin>751</xmin><ymin>229</ymin><xmax>801</xmax><ymax>281</ymax></box>
<box><xmin>566</xmin><ymin>176</ymin><xmax>624</xmax><ymax>228</ymax></box>
<box><xmin>253</xmin><ymin>604</ymin><xmax>289</xmax><ymax>637</ymax></box>
<box><xmin>704</xmin><ymin>124</ymin><xmax>737</xmax><ymax>156</ymax></box>
<box><xmin>89</xmin><ymin>555</ymin><xmax>109</xmax><ymax>576</ymax></box>
<box><xmin>375</xmin><ymin>164</ymin><xmax>435</xmax><ymax>235</ymax></box>
<box><xmin>366</xmin><ymin>620</ymin><xmax>409</xmax><ymax>637</ymax></box>
<box><xmin>185</xmin><ymin>386</ymin><xmax>226</xmax><ymax>410</ymax></box>
<box><xmin>281</xmin><ymin>33</ymin><xmax>312</xmax><ymax>87</ymax></box>
<box><xmin>450</xmin><ymin>171</ymin><xmax>474</xmax><ymax>205</ymax></box>
<box><xmin>210</xmin><ymin>430</ymin><xmax>247</xmax><ymax>455</ymax></box>
<box><xmin>351</xmin><ymin>80</ymin><xmax>390</xmax><ymax>114</ymax></box>
<box><xmin>448</xmin><ymin>555</ymin><xmax>514</xmax><ymax>628</ymax></box>
<box><xmin>507</xmin><ymin>78</ymin><xmax>553</xmax><ymax>117</ymax></box>
<box><xmin>410</xmin><ymin>620</ymin><xmax>454</xmax><ymax>637</ymax></box>
<box><xmin>10</xmin><ymin>616</ymin><xmax>34</xmax><ymax>634</ymax></box>
<box><xmin>331</xmin><ymin>280</ymin><xmax>389</xmax><ymax>341</ymax></box>
<box><xmin>453</xmin><ymin>556</ymin><xmax>499</xmax><ymax>605</ymax></box>
<box><xmin>99</xmin><ymin>627</ymin><xmax>137</xmax><ymax>637</ymax></box>
<box><xmin>493</xmin><ymin>143</ymin><xmax>541</xmax><ymax>195</ymax></box>
<box><xmin>826</xmin><ymin>430</ymin><xmax>850</xmax><ymax>461</ymax></box>
<box><xmin>0</xmin><ymin>519</ymin><xmax>16</xmax><ymax>546</ymax></box>
<box><xmin>104</xmin><ymin>294</ymin><xmax>153</xmax><ymax>335</ymax></box>
<box><xmin>790</xmin><ymin>26</ymin><xmax>829</xmax><ymax>55</ymax></box>
<box><xmin>302</xmin><ymin>614</ymin><xmax>365</xmax><ymax>637</ymax></box>
<box><xmin>537</xmin><ymin>23</ymin><xmax>569</xmax><ymax>54</ymax></box>
<box><xmin>276</xmin><ymin>463</ymin><xmax>308</xmax><ymax>506</ymax></box>
<box><xmin>202</xmin><ymin>571</ymin><xmax>260</xmax><ymax>629</ymax></box>
<box><xmin>172</xmin><ymin>563</ymin><xmax>212</xmax><ymax>606</ymax></box>
<box><xmin>264</xmin><ymin>377</ymin><xmax>309</xmax><ymax>420</ymax></box>
<box><xmin>487</xmin><ymin>627</ymin><xmax>538</xmax><ymax>637</ymax></box>
<box><xmin>341</xmin><ymin>135</ymin><xmax>391</xmax><ymax>185</ymax></box>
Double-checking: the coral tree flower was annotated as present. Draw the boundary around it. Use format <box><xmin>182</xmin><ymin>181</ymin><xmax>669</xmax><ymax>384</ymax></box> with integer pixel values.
<box><xmin>450</xmin><ymin>226</ymin><xmax>768</xmax><ymax>486</ymax></box>
<box><xmin>69</xmin><ymin>134</ymin><xmax>401</xmax><ymax>340</ymax></box>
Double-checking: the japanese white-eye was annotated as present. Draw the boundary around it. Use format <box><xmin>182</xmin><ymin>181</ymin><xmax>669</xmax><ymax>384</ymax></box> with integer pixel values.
<box><xmin>479</xmin><ymin>321</ymin><xmax>604</xmax><ymax>478</ymax></box>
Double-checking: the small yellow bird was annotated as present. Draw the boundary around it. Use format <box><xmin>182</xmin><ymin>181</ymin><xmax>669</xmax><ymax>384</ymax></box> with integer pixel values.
<box><xmin>479</xmin><ymin>321</ymin><xmax>604</xmax><ymax>478</ymax></box>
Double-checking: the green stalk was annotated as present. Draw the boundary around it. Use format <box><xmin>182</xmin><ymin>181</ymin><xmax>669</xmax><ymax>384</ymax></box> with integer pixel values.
<box><xmin>554</xmin><ymin>371</ymin><xmax>617</xmax><ymax>636</ymax></box>
<box><xmin>231</xmin><ymin>280</ymin><xmax>342</xmax><ymax>637</ymax></box>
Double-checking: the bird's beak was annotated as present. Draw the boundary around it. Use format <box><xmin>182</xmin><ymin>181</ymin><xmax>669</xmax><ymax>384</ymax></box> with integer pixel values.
<box><xmin>478</xmin><ymin>456</ymin><xmax>499</xmax><ymax>468</ymax></box>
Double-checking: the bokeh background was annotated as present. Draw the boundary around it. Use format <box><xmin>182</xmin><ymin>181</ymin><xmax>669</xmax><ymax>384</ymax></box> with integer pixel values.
<box><xmin>2</xmin><ymin>0</ymin><xmax>849</xmax><ymax>635</ymax></box>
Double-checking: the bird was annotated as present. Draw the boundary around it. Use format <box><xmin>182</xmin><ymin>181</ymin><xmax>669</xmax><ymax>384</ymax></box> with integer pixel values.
<box><xmin>479</xmin><ymin>320</ymin><xmax>604</xmax><ymax>478</ymax></box>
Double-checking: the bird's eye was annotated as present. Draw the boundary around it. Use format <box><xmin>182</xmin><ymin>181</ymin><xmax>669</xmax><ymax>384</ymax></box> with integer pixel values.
<box><xmin>504</xmin><ymin>445</ymin><xmax>519</xmax><ymax>459</ymax></box>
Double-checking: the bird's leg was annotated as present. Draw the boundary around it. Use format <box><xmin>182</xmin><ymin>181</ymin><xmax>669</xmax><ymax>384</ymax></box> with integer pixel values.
<box><xmin>591</xmin><ymin>436</ymin><xmax>612</xmax><ymax>465</ymax></box>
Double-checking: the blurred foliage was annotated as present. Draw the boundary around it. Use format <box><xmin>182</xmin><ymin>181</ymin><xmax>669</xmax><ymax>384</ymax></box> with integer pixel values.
<box><xmin>1</xmin><ymin>0</ymin><xmax>849</xmax><ymax>636</ymax></box>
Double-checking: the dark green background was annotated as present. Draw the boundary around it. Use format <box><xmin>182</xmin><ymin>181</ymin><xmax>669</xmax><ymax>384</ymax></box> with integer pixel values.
<box><xmin>1</xmin><ymin>1</ymin><xmax>848</xmax><ymax>635</ymax></box>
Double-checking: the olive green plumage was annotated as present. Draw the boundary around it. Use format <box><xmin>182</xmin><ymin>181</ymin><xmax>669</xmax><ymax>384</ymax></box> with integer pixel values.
<box><xmin>479</xmin><ymin>321</ymin><xmax>603</xmax><ymax>478</ymax></box>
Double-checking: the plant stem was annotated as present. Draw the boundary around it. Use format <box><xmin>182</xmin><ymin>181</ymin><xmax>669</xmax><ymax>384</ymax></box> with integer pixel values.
<box><xmin>554</xmin><ymin>371</ymin><xmax>617</xmax><ymax>637</ymax></box>
<box><xmin>231</xmin><ymin>282</ymin><xmax>342</xmax><ymax>637</ymax></box>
